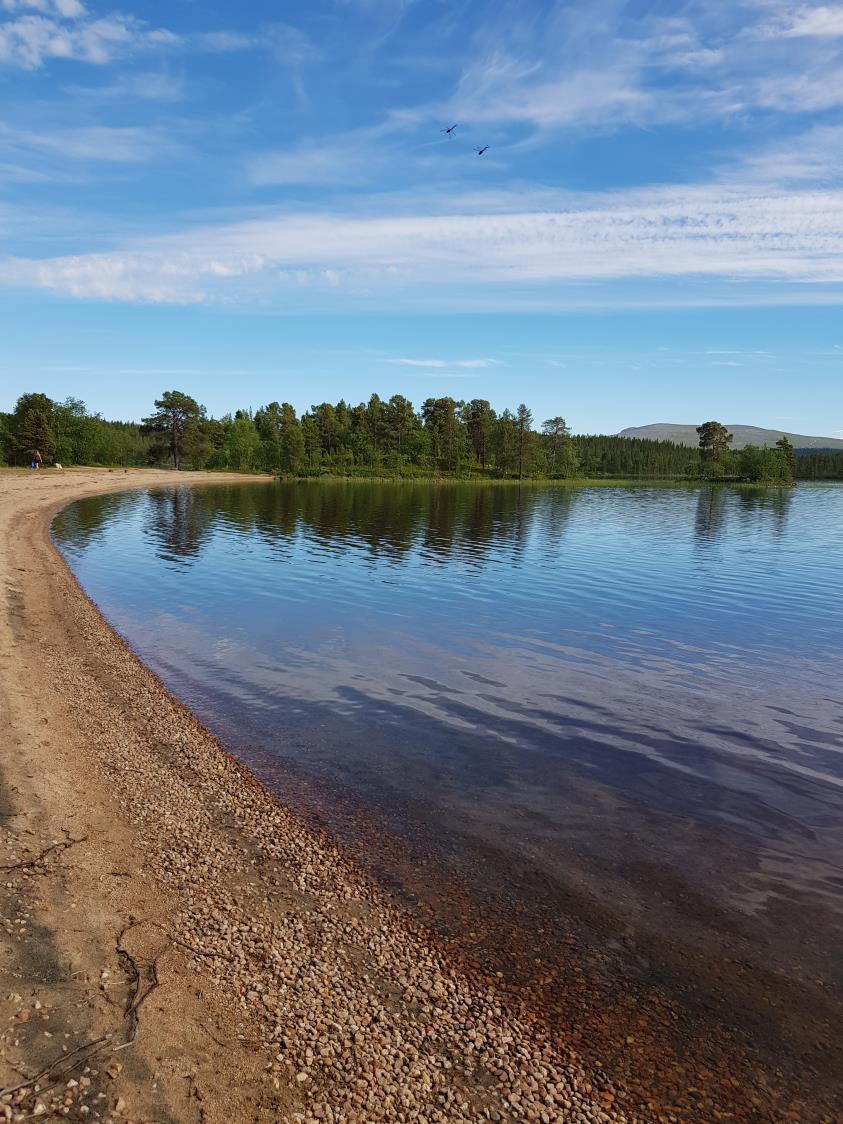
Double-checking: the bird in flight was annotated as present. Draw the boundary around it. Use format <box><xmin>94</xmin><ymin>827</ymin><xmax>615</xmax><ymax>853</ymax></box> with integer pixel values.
<box><xmin>475</xmin><ymin>145</ymin><xmax>490</xmax><ymax>155</ymax></box>
<box><xmin>441</xmin><ymin>124</ymin><xmax>458</xmax><ymax>137</ymax></box>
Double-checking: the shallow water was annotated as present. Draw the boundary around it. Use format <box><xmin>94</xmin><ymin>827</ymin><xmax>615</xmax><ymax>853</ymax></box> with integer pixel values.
<box><xmin>53</xmin><ymin>481</ymin><xmax>843</xmax><ymax>1008</ymax></box>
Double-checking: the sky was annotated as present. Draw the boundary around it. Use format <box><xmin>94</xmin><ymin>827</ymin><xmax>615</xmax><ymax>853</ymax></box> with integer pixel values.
<box><xmin>1</xmin><ymin>0</ymin><xmax>842</xmax><ymax>435</ymax></box>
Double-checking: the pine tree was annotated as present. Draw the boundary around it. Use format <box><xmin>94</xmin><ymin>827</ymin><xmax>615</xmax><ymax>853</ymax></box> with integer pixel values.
<box><xmin>542</xmin><ymin>416</ymin><xmax>573</xmax><ymax>475</ymax></box>
<box><xmin>775</xmin><ymin>436</ymin><xmax>796</xmax><ymax>482</ymax></box>
<box><xmin>696</xmin><ymin>421</ymin><xmax>733</xmax><ymax>463</ymax></box>
<box><xmin>278</xmin><ymin>403</ymin><xmax>305</xmax><ymax>474</ymax></box>
<box><xmin>464</xmin><ymin>399</ymin><xmax>497</xmax><ymax>468</ymax></box>
<box><xmin>142</xmin><ymin>391</ymin><xmax>204</xmax><ymax>470</ymax></box>
<box><xmin>515</xmin><ymin>404</ymin><xmax>534</xmax><ymax>479</ymax></box>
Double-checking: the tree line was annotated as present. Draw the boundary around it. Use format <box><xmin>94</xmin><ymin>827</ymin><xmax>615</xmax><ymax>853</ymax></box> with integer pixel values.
<box><xmin>2</xmin><ymin>390</ymin><xmax>836</xmax><ymax>481</ymax></box>
<box><xmin>794</xmin><ymin>450</ymin><xmax>843</xmax><ymax>480</ymax></box>
<box><xmin>694</xmin><ymin>420</ymin><xmax>797</xmax><ymax>485</ymax></box>
<box><xmin>0</xmin><ymin>393</ymin><xmax>156</xmax><ymax>468</ymax></box>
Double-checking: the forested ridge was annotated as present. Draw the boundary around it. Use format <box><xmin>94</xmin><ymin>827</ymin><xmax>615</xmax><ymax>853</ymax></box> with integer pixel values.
<box><xmin>2</xmin><ymin>390</ymin><xmax>841</xmax><ymax>480</ymax></box>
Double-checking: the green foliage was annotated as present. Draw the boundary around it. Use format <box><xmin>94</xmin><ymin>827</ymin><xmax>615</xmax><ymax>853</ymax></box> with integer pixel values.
<box><xmin>0</xmin><ymin>410</ymin><xmax>14</xmax><ymax>464</ymax></box>
<box><xmin>421</xmin><ymin>397</ymin><xmax>471</xmax><ymax>474</ymax></box>
<box><xmin>699</xmin><ymin>458</ymin><xmax>728</xmax><ymax>481</ymax></box>
<box><xmin>542</xmin><ymin>416</ymin><xmax>579</xmax><ymax>477</ymax></box>
<box><xmin>737</xmin><ymin>443</ymin><xmax>794</xmax><ymax>484</ymax></box>
<box><xmin>9</xmin><ymin>389</ymin><xmax>810</xmax><ymax>488</ymax></box>
<box><xmin>795</xmin><ymin>450</ymin><xmax>843</xmax><ymax>479</ymax></box>
<box><xmin>775</xmin><ymin>435</ymin><xmax>797</xmax><ymax>479</ymax></box>
<box><xmin>142</xmin><ymin>390</ymin><xmax>205</xmax><ymax>470</ymax></box>
<box><xmin>7</xmin><ymin>392</ymin><xmax>57</xmax><ymax>464</ymax></box>
<box><xmin>576</xmin><ymin>434</ymin><xmax>696</xmax><ymax>477</ymax></box>
<box><xmin>514</xmin><ymin>403</ymin><xmax>535</xmax><ymax>479</ymax></box>
<box><xmin>464</xmin><ymin>399</ymin><xmax>497</xmax><ymax>468</ymax></box>
<box><xmin>696</xmin><ymin>420</ymin><xmax>734</xmax><ymax>462</ymax></box>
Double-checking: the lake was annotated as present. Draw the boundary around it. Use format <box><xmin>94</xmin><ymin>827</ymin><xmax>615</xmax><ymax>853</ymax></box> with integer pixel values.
<box><xmin>53</xmin><ymin>480</ymin><xmax>843</xmax><ymax>1104</ymax></box>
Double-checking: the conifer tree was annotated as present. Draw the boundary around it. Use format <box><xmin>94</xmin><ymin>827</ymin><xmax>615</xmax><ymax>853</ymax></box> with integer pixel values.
<box><xmin>142</xmin><ymin>391</ymin><xmax>204</xmax><ymax>470</ymax></box>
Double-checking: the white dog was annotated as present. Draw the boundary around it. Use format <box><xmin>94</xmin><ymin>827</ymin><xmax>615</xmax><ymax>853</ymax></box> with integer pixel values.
<box><xmin>54</xmin><ymin>463</ymin><xmax>62</xmax><ymax>470</ymax></box>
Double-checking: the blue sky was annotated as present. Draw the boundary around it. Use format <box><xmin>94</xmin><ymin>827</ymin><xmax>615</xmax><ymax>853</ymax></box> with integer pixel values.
<box><xmin>1</xmin><ymin>0</ymin><xmax>842</xmax><ymax>435</ymax></box>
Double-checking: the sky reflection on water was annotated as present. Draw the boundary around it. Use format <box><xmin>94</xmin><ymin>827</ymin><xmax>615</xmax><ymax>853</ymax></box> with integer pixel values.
<box><xmin>53</xmin><ymin>481</ymin><xmax>843</xmax><ymax>980</ymax></box>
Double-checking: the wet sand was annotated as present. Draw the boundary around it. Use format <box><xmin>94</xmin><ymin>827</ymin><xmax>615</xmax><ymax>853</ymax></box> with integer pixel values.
<box><xmin>0</xmin><ymin>468</ymin><xmax>839</xmax><ymax>1122</ymax></box>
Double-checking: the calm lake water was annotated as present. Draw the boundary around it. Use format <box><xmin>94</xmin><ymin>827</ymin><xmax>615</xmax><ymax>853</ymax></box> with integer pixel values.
<box><xmin>53</xmin><ymin>481</ymin><xmax>843</xmax><ymax>1053</ymax></box>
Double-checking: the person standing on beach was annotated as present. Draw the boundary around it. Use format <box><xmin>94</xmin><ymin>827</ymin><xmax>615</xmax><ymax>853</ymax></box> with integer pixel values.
<box><xmin>32</xmin><ymin>449</ymin><xmax>42</xmax><ymax>470</ymax></box>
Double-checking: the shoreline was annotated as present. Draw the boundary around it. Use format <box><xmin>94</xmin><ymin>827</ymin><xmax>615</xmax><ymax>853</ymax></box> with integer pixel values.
<box><xmin>280</xmin><ymin>474</ymin><xmax>799</xmax><ymax>488</ymax></box>
<box><xmin>1</xmin><ymin>469</ymin><xmax>628</xmax><ymax>1123</ymax></box>
<box><xmin>0</xmin><ymin>469</ymin><xmax>837</xmax><ymax>1122</ymax></box>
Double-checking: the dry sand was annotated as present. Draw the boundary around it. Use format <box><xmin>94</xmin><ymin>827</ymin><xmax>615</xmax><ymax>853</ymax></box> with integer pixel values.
<box><xmin>0</xmin><ymin>468</ymin><xmax>630</xmax><ymax>1124</ymax></box>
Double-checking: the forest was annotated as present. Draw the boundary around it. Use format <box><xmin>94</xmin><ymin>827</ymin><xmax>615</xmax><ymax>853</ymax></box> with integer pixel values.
<box><xmin>2</xmin><ymin>389</ymin><xmax>839</xmax><ymax>482</ymax></box>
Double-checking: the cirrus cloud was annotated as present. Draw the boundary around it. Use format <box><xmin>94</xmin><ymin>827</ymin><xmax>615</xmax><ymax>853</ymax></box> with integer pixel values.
<box><xmin>2</xmin><ymin>185</ymin><xmax>843</xmax><ymax>306</ymax></box>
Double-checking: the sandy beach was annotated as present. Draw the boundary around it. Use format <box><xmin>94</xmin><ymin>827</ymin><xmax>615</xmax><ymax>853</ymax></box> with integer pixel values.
<box><xmin>0</xmin><ymin>468</ymin><xmax>635</xmax><ymax>1124</ymax></box>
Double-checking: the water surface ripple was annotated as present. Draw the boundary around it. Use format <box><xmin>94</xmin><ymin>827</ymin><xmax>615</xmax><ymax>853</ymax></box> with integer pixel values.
<box><xmin>54</xmin><ymin>481</ymin><xmax>843</xmax><ymax>1000</ymax></box>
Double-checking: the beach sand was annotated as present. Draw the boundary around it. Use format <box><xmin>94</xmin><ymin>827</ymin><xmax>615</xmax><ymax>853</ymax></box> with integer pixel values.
<box><xmin>0</xmin><ymin>468</ymin><xmax>630</xmax><ymax>1124</ymax></box>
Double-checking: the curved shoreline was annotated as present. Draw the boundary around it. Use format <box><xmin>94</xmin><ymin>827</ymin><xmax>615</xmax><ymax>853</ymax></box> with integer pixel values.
<box><xmin>1</xmin><ymin>469</ymin><xmax>838</xmax><ymax>1123</ymax></box>
<box><xmin>2</xmin><ymin>469</ymin><xmax>631</xmax><ymax>1124</ymax></box>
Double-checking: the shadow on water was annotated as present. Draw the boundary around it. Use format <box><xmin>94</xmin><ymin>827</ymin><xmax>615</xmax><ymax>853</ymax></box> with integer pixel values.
<box><xmin>54</xmin><ymin>480</ymin><xmax>843</xmax><ymax>1118</ymax></box>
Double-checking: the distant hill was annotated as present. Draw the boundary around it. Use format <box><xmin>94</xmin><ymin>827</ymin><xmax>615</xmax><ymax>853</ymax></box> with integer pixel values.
<box><xmin>617</xmin><ymin>424</ymin><xmax>843</xmax><ymax>451</ymax></box>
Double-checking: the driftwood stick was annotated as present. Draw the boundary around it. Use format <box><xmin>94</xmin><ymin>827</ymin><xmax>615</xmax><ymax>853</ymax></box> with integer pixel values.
<box><xmin>115</xmin><ymin>919</ymin><xmax>170</xmax><ymax>1045</ymax></box>
<box><xmin>0</xmin><ymin>1034</ymin><xmax>111</xmax><ymax>1097</ymax></box>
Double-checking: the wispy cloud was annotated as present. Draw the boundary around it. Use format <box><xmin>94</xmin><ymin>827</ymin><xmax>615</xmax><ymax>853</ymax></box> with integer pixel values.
<box><xmin>760</xmin><ymin>3</ymin><xmax>843</xmax><ymax>38</ymax></box>
<box><xmin>705</xmin><ymin>349</ymin><xmax>775</xmax><ymax>358</ymax></box>
<box><xmin>419</xmin><ymin>1</ymin><xmax>843</xmax><ymax>138</ymax></box>
<box><xmin>0</xmin><ymin>8</ymin><xmax>176</xmax><ymax>69</ymax></box>
<box><xmin>249</xmin><ymin>116</ymin><xmax>405</xmax><ymax>187</ymax></box>
<box><xmin>64</xmin><ymin>70</ymin><xmax>184</xmax><ymax>101</ymax></box>
<box><xmin>3</xmin><ymin>183</ymin><xmax>843</xmax><ymax>306</ymax></box>
<box><xmin>388</xmin><ymin>359</ymin><xmax>446</xmax><ymax>368</ymax></box>
<box><xmin>727</xmin><ymin>124</ymin><xmax>843</xmax><ymax>186</ymax></box>
<box><xmin>448</xmin><ymin>41</ymin><xmax>659</xmax><ymax>135</ymax></box>
<box><xmin>0</xmin><ymin>122</ymin><xmax>178</xmax><ymax>173</ymax></box>
<box><xmin>0</xmin><ymin>1</ymin><xmax>287</xmax><ymax>69</ymax></box>
<box><xmin>250</xmin><ymin>138</ymin><xmax>377</xmax><ymax>187</ymax></box>
<box><xmin>387</xmin><ymin>357</ymin><xmax>500</xmax><ymax>368</ymax></box>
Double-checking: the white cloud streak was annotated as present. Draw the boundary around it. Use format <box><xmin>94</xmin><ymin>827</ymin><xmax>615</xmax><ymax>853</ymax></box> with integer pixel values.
<box><xmin>2</xmin><ymin>185</ymin><xmax>843</xmax><ymax>305</ymax></box>
<box><xmin>387</xmin><ymin>357</ymin><xmax>500</xmax><ymax>368</ymax></box>
<box><xmin>764</xmin><ymin>4</ymin><xmax>843</xmax><ymax>37</ymax></box>
<box><xmin>64</xmin><ymin>70</ymin><xmax>184</xmax><ymax>101</ymax></box>
<box><xmin>0</xmin><ymin>122</ymin><xmax>175</xmax><ymax>164</ymax></box>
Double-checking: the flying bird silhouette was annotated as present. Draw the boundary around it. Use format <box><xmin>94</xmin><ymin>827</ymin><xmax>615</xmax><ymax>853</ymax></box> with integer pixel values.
<box><xmin>441</xmin><ymin>124</ymin><xmax>458</xmax><ymax>136</ymax></box>
<box><xmin>475</xmin><ymin>145</ymin><xmax>490</xmax><ymax>155</ymax></box>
